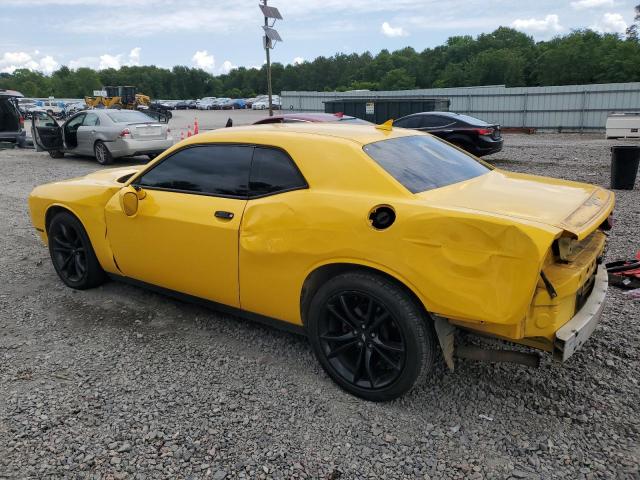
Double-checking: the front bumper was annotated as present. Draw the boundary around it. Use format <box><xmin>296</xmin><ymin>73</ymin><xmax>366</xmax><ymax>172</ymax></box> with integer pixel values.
<box><xmin>553</xmin><ymin>266</ymin><xmax>608</xmax><ymax>361</ymax></box>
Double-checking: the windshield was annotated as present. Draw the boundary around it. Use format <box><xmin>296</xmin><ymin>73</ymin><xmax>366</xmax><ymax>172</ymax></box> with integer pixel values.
<box><xmin>107</xmin><ymin>110</ymin><xmax>156</xmax><ymax>123</ymax></box>
<box><xmin>363</xmin><ymin>135</ymin><xmax>490</xmax><ymax>193</ymax></box>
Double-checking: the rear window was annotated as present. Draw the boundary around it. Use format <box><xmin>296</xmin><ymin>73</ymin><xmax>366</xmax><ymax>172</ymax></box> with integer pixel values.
<box><xmin>363</xmin><ymin>135</ymin><xmax>490</xmax><ymax>193</ymax></box>
<box><xmin>449</xmin><ymin>114</ymin><xmax>491</xmax><ymax>126</ymax></box>
<box><xmin>107</xmin><ymin>111</ymin><xmax>155</xmax><ymax>123</ymax></box>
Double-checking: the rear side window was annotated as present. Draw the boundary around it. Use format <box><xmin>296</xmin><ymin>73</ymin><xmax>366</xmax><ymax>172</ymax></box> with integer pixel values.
<box><xmin>137</xmin><ymin>145</ymin><xmax>252</xmax><ymax>197</ymax></box>
<box><xmin>363</xmin><ymin>135</ymin><xmax>490</xmax><ymax>193</ymax></box>
<box><xmin>250</xmin><ymin>147</ymin><xmax>306</xmax><ymax>197</ymax></box>
<box><xmin>395</xmin><ymin>116</ymin><xmax>421</xmax><ymax>128</ymax></box>
<box><xmin>83</xmin><ymin>113</ymin><xmax>99</xmax><ymax>126</ymax></box>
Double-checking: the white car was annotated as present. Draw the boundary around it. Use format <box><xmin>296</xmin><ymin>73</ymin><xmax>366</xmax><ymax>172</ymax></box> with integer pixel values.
<box><xmin>252</xmin><ymin>96</ymin><xmax>281</xmax><ymax>110</ymax></box>
<box><xmin>38</xmin><ymin>99</ymin><xmax>66</xmax><ymax>115</ymax></box>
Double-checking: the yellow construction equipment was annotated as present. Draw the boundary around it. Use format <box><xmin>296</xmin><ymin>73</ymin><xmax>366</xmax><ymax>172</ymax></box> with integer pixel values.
<box><xmin>85</xmin><ymin>86</ymin><xmax>150</xmax><ymax>110</ymax></box>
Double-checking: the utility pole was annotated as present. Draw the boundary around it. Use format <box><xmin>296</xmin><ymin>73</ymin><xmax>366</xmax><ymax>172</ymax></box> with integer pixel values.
<box><xmin>259</xmin><ymin>1</ymin><xmax>282</xmax><ymax>117</ymax></box>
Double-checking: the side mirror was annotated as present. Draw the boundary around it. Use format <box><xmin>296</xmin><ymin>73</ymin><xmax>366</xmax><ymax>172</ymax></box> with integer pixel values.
<box><xmin>120</xmin><ymin>186</ymin><xmax>145</xmax><ymax>216</ymax></box>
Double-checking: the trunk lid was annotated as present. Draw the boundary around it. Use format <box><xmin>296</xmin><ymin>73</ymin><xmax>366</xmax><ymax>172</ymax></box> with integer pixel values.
<box><xmin>417</xmin><ymin>170</ymin><xmax>614</xmax><ymax>240</ymax></box>
<box><xmin>128</xmin><ymin>123</ymin><xmax>165</xmax><ymax>140</ymax></box>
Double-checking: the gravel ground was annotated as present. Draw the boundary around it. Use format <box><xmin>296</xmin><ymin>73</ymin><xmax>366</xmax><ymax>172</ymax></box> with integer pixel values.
<box><xmin>1</xmin><ymin>133</ymin><xmax>639</xmax><ymax>479</ymax></box>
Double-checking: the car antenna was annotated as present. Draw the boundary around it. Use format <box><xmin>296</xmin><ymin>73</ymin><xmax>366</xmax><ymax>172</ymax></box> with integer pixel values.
<box><xmin>376</xmin><ymin>119</ymin><xmax>393</xmax><ymax>131</ymax></box>
<box><xmin>225</xmin><ymin>118</ymin><xmax>233</xmax><ymax>128</ymax></box>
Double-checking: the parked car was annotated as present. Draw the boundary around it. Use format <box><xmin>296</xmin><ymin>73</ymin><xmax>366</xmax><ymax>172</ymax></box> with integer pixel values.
<box><xmin>211</xmin><ymin>98</ymin><xmax>231</xmax><ymax>110</ymax></box>
<box><xmin>393</xmin><ymin>111</ymin><xmax>503</xmax><ymax>157</ymax></box>
<box><xmin>66</xmin><ymin>101</ymin><xmax>87</xmax><ymax>115</ymax></box>
<box><xmin>31</xmin><ymin>109</ymin><xmax>173</xmax><ymax>164</ymax></box>
<box><xmin>28</xmin><ymin>123</ymin><xmax>613</xmax><ymax>401</ymax></box>
<box><xmin>197</xmin><ymin>97</ymin><xmax>217</xmax><ymax>109</ymax></box>
<box><xmin>253</xmin><ymin>112</ymin><xmax>371</xmax><ymax>125</ymax></box>
<box><xmin>0</xmin><ymin>89</ymin><xmax>26</xmax><ymax>147</ymax></box>
<box><xmin>36</xmin><ymin>99</ymin><xmax>66</xmax><ymax>116</ymax></box>
<box><xmin>220</xmin><ymin>99</ymin><xmax>246</xmax><ymax>110</ymax></box>
<box><xmin>186</xmin><ymin>100</ymin><xmax>197</xmax><ymax>109</ymax></box>
<box><xmin>252</xmin><ymin>95</ymin><xmax>281</xmax><ymax>110</ymax></box>
<box><xmin>174</xmin><ymin>101</ymin><xmax>189</xmax><ymax>110</ymax></box>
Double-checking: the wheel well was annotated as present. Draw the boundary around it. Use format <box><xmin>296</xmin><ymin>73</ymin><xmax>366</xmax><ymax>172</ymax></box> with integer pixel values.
<box><xmin>300</xmin><ymin>263</ymin><xmax>428</xmax><ymax>325</ymax></box>
<box><xmin>45</xmin><ymin>206</ymin><xmax>77</xmax><ymax>233</ymax></box>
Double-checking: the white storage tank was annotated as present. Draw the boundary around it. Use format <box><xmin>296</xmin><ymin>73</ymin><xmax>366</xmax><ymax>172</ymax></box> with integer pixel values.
<box><xmin>606</xmin><ymin>112</ymin><xmax>640</xmax><ymax>139</ymax></box>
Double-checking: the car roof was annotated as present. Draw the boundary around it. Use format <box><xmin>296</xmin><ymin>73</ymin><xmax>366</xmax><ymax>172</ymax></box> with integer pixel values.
<box><xmin>188</xmin><ymin>122</ymin><xmax>419</xmax><ymax>146</ymax></box>
<box><xmin>0</xmin><ymin>89</ymin><xmax>24</xmax><ymax>98</ymax></box>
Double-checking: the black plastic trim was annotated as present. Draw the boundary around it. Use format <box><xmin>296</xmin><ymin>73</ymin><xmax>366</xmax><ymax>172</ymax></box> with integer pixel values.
<box><xmin>107</xmin><ymin>273</ymin><xmax>307</xmax><ymax>337</ymax></box>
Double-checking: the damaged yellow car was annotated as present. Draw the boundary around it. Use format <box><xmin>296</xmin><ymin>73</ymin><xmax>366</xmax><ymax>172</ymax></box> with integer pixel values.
<box><xmin>28</xmin><ymin>123</ymin><xmax>614</xmax><ymax>401</ymax></box>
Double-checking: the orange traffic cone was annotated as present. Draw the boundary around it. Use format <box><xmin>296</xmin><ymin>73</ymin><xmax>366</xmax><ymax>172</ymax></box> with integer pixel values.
<box><xmin>194</xmin><ymin>118</ymin><xmax>199</xmax><ymax>135</ymax></box>
<box><xmin>180</xmin><ymin>130</ymin><xmax>184</xmax><ymax>141</ymax></box>
<box><xmin>187</xmin><ymin>125</ymin><xmax>192</xmax><ymax>137</ymax></box>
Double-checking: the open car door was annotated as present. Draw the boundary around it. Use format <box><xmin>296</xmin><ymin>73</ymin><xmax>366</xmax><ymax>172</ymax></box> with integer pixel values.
<box><xmin>31</xmin><ymin>111</ymin><xmax>63</xmax><ymax>152</ymax></box>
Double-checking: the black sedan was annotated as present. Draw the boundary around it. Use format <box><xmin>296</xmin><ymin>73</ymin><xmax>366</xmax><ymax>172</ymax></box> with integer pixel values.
<box><xmin>394</xmin><ymin>111</ymin><xmax>503</xmax><ymax>157</ymax></box>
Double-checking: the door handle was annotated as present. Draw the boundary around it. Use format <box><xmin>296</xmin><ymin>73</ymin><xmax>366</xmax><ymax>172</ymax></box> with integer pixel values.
<box><xmin>91</xmin><ymin>130</ymin><xmax>96</xmax><ymax>134</ymax></box>
<box><xmin>214</xmin><ymin>211</ymin><xmax>234</xmax><ymax>220</ymax></box>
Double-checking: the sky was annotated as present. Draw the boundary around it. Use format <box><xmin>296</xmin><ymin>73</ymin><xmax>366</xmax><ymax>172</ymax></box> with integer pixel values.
<box><xmin>0</xmin><ymin>0</ymin><xmax>638</xmax><ymax>75</ymax></box>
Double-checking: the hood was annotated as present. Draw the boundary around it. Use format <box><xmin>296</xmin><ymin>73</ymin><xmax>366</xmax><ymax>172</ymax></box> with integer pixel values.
<box><xmin>417</xmin><ymin>170</ymin><xmax>614</xmax><ymax>240</ymax></box>
<box><xmin>81</xmin><ymin>166</ymin><xmax>142</xmax><ymax>185</ymax></box>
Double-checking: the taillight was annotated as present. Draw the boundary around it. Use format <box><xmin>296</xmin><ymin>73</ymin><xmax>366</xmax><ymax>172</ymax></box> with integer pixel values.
<box><xmin>474</xmin><ymin>128</ymin><xmax>493</xmax><ymax>135</ymax></box>
<box><xmin>119</xmin><ymin>128</ymin><xmax>131</xmax><ymax>138</ymax></box>
<box><xmin>19</xmin><ymin>116</ymin><xmax>24</xmax><ymax>127</ymax></box>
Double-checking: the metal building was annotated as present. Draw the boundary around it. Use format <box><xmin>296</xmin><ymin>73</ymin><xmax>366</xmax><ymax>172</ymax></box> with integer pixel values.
<box><xmin>281</xmin><ymin>82</ymin><xmax>640</xmax><ymax>131</ymax></box>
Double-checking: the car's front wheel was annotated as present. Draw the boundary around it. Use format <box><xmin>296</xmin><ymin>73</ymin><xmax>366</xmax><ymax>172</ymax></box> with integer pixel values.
<box><xmin>307</xmin><ymin>271</ymin><xmax>436</xmax><ymax>401</ymax></box>
<box><xmin>48</xmin><ymin>211</ymin><xmax>106</xmax><ymax>289</ymax></box>
<box><xmin>94</xmin><ymin>141</ymin><xmax>113</xmax><ymax>165</ymax></box>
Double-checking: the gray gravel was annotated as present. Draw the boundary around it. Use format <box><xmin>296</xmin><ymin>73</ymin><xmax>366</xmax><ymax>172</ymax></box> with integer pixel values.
<box><xmin>1</xmin><ymin>133</ymin><xmax>639</xmax><ymax>479</ymax></box>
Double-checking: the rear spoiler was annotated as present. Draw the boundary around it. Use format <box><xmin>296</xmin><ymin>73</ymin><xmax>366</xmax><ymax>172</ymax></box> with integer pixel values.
<box><xmin>558</xmin><ymin>188</ymin><xmax>615</xmax><ymax>240</ymax></box>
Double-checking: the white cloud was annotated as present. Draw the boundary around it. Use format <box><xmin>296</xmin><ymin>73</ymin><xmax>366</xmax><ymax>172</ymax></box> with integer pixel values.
<box><xmin>590</xmin><ymin>12</ymin><xmax>628</xmax><ymax>33</ymax></box>
<box><xmin>128</xmin><ymin>47</ymin><xmax>141</xmax><ymax>66</ymax></box>
<box><xmin>292</xmin><ymin>56</ymin><xmax>305</xmax><ymax>65</ymax></box>
<box><xmin>570</xmin><ymin>0</ymin><xmax>614</xmax><ymax>10</ymax></box>
<box><xmin>380</xmin><ymin>21</ymin><xmax>408</xmax><ymax>37</ymax></box>
<box><xmin>0</xmin><ymin>51</ymin><xmax>59</xmax><ymax>74</ymax></box>
<box><xmin>220</xmin><ymin>60</ymin><xmax>236</xmax><ymax>74</ymax></box>
<box><xmin>192</xmin><ymin>50</ymin><xmax>215</xmax><ymax>71</ymax></box>
<box><xmin>39</xmin><ymin>55</ymin><xmax>59</xmax><ymax>74</ymax></box>
<box><xmin>512</xmin><ymin>14</ymin><xmax>563</xmax><ymax>32</ymax></box>
<box><xmin>99</xmin><ymin>53</ymin><xmax>122</xmax><ymax>70</ymax></box>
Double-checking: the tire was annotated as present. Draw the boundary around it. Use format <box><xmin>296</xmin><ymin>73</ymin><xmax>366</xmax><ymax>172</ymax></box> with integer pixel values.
<box><xmin>47</xmin><ymin>211</ymin><xmax>106</xmax><ymax>290</ymax></box>
<box><xmin>48</xmin><ymin>150</ymin><xmax>64</xmax><ymax>159</ymax></box>
<box><xmin>94</xmin><ymin>141</ymin><xmax>113</xmax><ymax>165</ymax></box>
<box><xmin>307</xmin><ymin>271</ymin><xmax>436</xmax><ymax>401</ymax></box>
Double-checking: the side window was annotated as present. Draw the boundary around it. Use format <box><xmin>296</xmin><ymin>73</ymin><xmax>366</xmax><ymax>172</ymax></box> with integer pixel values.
<box><xmin>249</xmin><ymin>147</ymin><xmax>307</xmax><ymax>197</ymax></box>
<box><xmin>395</xmin><ymin>116</ymin><xmax>421</xmax><ymax>128</ymax></box>
<box><xmin>83</xmin><ymin>113</ymin><xmax>99</xmax><ymax>126</ymax></box>
<box><xmin>136</xmin><ymin>145</ymin><xmax>252</xmax><ymax>197</ymax></box>
<box><xmin>66</xmin><ymin>114</ymin><xmax>86</xmax><ymax>130</ymax></box>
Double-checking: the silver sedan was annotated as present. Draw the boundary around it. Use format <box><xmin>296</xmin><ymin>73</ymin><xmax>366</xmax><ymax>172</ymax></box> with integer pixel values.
<box><xmin>32</xmin><ymin>109</ymin><xmax>174</xmax><ymax>165</ymax></box>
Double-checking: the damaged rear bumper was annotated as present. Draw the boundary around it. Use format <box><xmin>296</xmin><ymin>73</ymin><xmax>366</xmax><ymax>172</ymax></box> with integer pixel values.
<box><xmin>553</xmin><ymin>267</ymin><xmax>608</xmax><ymax>361</ymax></box>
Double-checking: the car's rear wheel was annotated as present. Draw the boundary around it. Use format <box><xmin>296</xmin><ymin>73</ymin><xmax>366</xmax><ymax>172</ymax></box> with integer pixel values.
<box><xmin>307</xmin><ymin>271</ymin><xmax>436</xmax><ymax>401</ymax></box>
<box><xmin>48</xmin><ymin>211</ymin><xmax>106</xmax><ymax>290</ymax></box>
<box><xmin>48</xmin><ymin>150</ymin><xmax>64</xmax><ymax>158</ymax></box>
<box><xmin>94</xmin><ymin>141</ymin><xmax>113</xmax><ymax>165</ymax></box>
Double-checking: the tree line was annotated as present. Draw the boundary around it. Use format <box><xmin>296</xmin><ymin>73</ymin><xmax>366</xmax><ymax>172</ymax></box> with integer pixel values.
<box><xmin>1</xmin><ymin>27</ymin><xmax>640</xmax><ymax>100</ymax></box>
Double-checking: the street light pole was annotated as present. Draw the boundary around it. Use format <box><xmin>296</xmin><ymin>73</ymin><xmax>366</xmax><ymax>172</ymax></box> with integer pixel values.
<box><xmin>263</xmin><ymin>0</ymin><xmax>273</xmax><ymax>117</ymax></box>
<box><xmin>259</xmin><ymin>1</ymin><xmax>282</xmax><ymax>118</ymax></box>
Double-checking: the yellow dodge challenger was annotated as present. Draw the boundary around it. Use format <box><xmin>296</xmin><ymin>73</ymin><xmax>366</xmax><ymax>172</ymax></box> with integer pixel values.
<box><xmin>28</xmin><ymin>123</ymin><xmax>614</xmax><ymax>401</ymax></box>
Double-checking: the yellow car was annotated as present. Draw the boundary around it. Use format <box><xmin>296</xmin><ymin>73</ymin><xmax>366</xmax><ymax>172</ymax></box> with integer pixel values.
<box><xmin>28</xmin><ymin>123</ymin><xmax>614</xmax><ymax>401</ymax></box>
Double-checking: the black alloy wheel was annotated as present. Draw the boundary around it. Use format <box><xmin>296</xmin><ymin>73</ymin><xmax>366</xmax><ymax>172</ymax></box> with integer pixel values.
<box><xmin>308</xmin><ymin>271</ymin><xmax>436</xmax><ymax>401</ymax></box>
<box><xmin>320</xmin><ymin>292</ymin><xmax>406</xmax><ymax>390</ymax></box>
<box><xmin>48</xmin><ymin>212</ymin><xmax>105</xmax><ymax>289</ymax></box>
